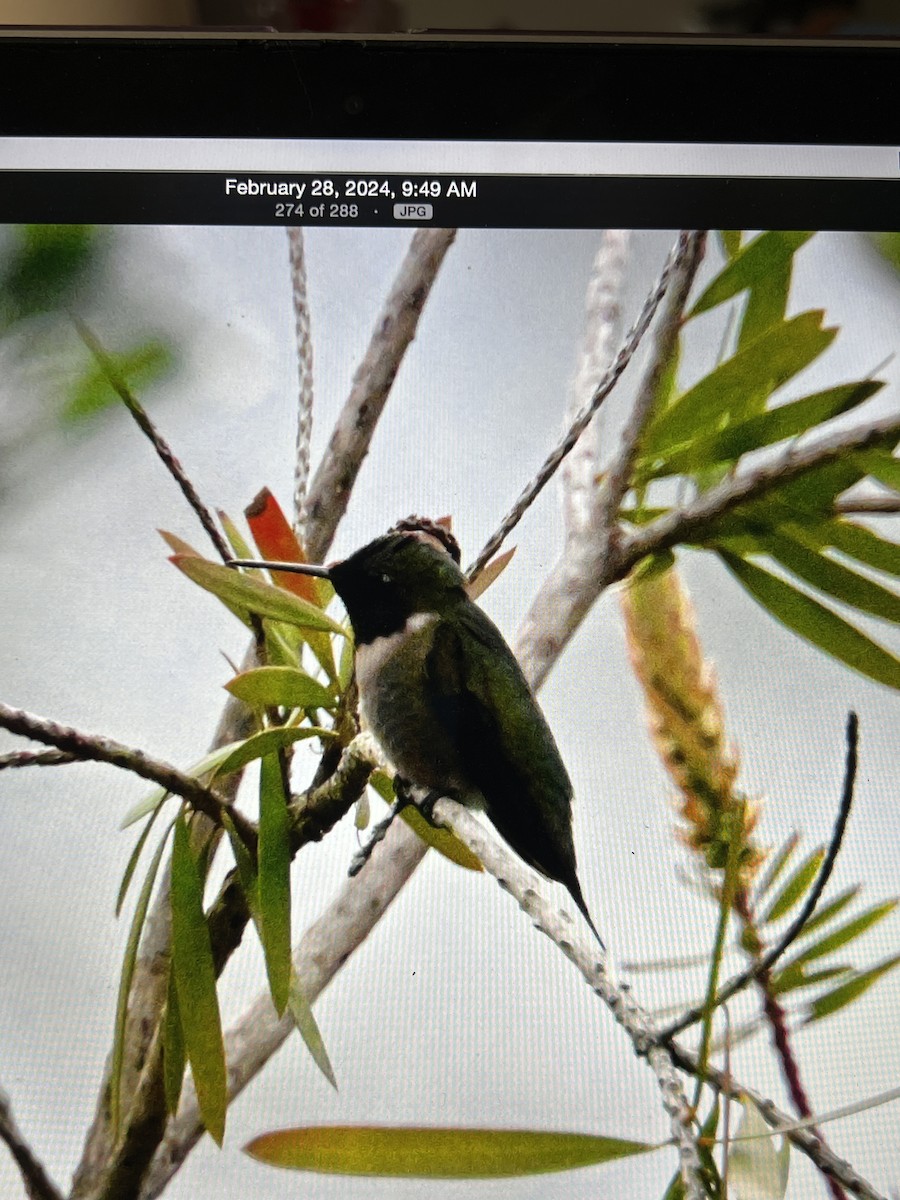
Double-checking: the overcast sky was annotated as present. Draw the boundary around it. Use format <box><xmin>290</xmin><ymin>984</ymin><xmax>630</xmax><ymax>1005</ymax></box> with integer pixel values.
<box><xmin>1</xmin><ymin>226</ymin><xmax>899</xmax><ymax>1199</ymax></box>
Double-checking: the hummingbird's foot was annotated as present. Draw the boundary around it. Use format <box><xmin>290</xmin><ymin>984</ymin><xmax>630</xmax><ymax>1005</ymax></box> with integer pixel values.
<box><xmin>416</xmin><ymin>789</ymin><xmax>444</xmax><ymax>825</ymax></box>
<box><xmin>348</xmin><ymin>788</ymin><xmax>413</xmax><ymax>877</ymax></box>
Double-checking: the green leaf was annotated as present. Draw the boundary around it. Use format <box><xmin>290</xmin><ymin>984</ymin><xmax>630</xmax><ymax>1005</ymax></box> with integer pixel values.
<box><xmin>213</xmin><ymin>725</ymin><xmax>335</xmax><ymax>780</ymax></box>
<box><xmin>769</xmin><ymin>962</ymin><xmax>851</xmax><ymax>998</ymax></box>
<box><xmin>718</xmin><ymin>230</ymin><xmax>743</xmax><ymax>259</ymax></box>
<box><xmin>258</xmin><ymin>755</ymin><xmax>292</xmax><ymax>1016</ymax></box>
<box><xmin>116</xmin><ymin>801</ymin><xmax>166</xmax><ymax>916</ymax></box>
<box><xmin>171</xmin><ymin>810</ymin><xmax>227</xmax><ymax>1145</ymax></box>
<box><xmin>641</xmin><ymin>311</ymin><xmax>835</xmax><ymax>461</ymax></box>
<box><xmin>806</xmin><ymin>955</ymin><xmax>900</xmax><ymax>1023</ymax></box>
<box><xmin>64</xmin><ymin>338</ymin><xmax>172</xmax><ymax>422</ymax></box>
<box><xmin>762</xmin><ymin>529</ymin><xmax>900</xmax><ymax>623</ymax></box>
<box><xmin>288</xmin><ymin>971</ymin><xmax>338</xmax><ymax>1090</ymax></box>
<box><xmin>170</xmin><ymin>554</ymin><xmax>346</xmax><ymax>636</ymax></box>
<box><xmin>826</xmin><ymin>521</ymin><xmax>900</xmax><ymax>579</ymax></box>
<box><xmin>222</xmin><ymin>810</ymin><xmax>259</xmax><ymax>921</ymax></box>
<box><xmin>244</xmin><ymin>1126</ymin><xmax>656</xmax><ymax>1177</ymax></box>
<box><xmin>691</xmin><ymin>232</ymin><xmax>813</xmax><ymax>319</ymax></box>
<box><xmin>792</xmin><ymin>885</ymin><xmax>860</xmax><ymax>937</ymax></box>
<box><xmin>217</xmin><ymin>509</ymin><xmax>255</xmax><ymax>562</ymax></box>
<box><xmin>111</xmin><ymin>818</ymin><xmax>175</xmax><ymax>1136</ymax></box>
<box><xmin>762</xmin><ymin>846</ymin><xmax>824</xmax><ymax>924</ymax></box>
<box><xmin>860</xmin><ymin>450</ymin><xmax>900</xmax><ymax>493</ymax></box>
<box><xmin>369</xmin><ymin>772</ymin><xmax>482</xmax><ymax>872</ymax></box>
<box><xmin>644</xmin><ymin>380</ymin><xmax>882</xmax><ymax>481</ymax></box>
<box><xmin>162</xmin><ymin>966</ymin><xmax>186</xmax><ymax>1116</ymax></box>
<box><xmin>754</xmin><ymin>833</ymin><xmax>800</xmax><ymax>902</ymax></box>
<box><xmin>786</xmin><ymin>899</ymin><xmax>898</xmax><ymax>965</ymax></box>
<box><xmin>0</xmin><ymin>224</ymin><xmax>98</xmax><ymax>325</ymax></box>
<box><xmin>225</xmin><ymin>666</ymin><xmax>335</xmax><ymax>711</ymax></box>
<box><xmin>719</xmin><ymin>551</ymin><xmax>900</xmax><ymax>690</ymax></box>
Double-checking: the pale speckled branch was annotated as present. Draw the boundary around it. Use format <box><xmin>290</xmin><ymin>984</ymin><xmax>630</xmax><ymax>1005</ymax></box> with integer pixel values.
<box><xmin>0</xmin><ymin>1084</ymin><xmax>64</xmax><ymax>1200</ymax></box>
<box><xmin>303</xmin><ymin>227</ymin><xmax>458</xmax><ymax>563</ymax></box>
<box><xmin>287</xmin><ymin>227</ymin><xmax>315</xmax><ymax>540</ymax></box>
<box><xmin>429</xmin><ymin>798</ymin><xmax>704</xmax><ymax>1199</ymax></box>
<box><xmin>514</xmin><ymin>231</ymin><xmax>706</xmax><ymax>691</ymax></box>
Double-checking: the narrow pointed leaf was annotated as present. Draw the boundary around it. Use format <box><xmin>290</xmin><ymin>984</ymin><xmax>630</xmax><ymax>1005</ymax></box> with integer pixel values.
<box><xmin>691</xmin><ymin>232</ymin><xmax>813</xmax><ymax>318</ymax></box>
<box><xmin>354</xmin><ymin>791</ymin><xmax>371</xmax><ymax>830</ymax></box>
<box><xmin>762</xmin><ymin>846</ymin><xmax>824</xmax><ymax>924</ymax></box>
<box><xmin>754</xmin><ymin>833</ymin><xmax>800</xmax><ymax>902</ymax></box>
<box><xmin>170</xmin><ymin>553</ymin><xmax>345</xmax><ymax>635</ymax></box>
<box><xmin>258</xmin><ymin>754</ymin><xmax>292</xmax><ymax>1015</ymax></box>
<box><xmin>719</xmin><ymin>230</ymin><xmax>743</xmax><ymax>259</ymax></box>
<box><xmin>785</xmin><ymin>899</ymin><xmax>898</xmax><ymax>964</ymax></box>
<box><xmin>120</xmin><ymin>740</ymin><xmax>253</xmax><ymax>828</ymax></box>
<box><xmin>467</xmin><ymin>546</ymin><xmax>516</xmax><ymax>600</ymax></box>
<box><xmin>225</xmin><ymin>666</ymin><xmax>334</xmax><ymax>711</ymax></box>
<box><xmin>222</xmin><ymin>809</ymin><xmax>259</xmax><ymax>920</ymax></box>
<box><xmin>827</xmin><ymin>520</ymin><xmax>900</xmax><ymax>579</ymax></box>
<box><xmin>288</xmin><ymin>971</ymin><xmax>338</xmax><ymax>1090</ymax></box>
<box><xmin>163</xmin><ymin>965</ymin><xmax>186</xmax><ymax>1116</ymax></box>
<box><xmin>111</xmin><ymin>818</ymin><xmax>175</xmax><ymax>1135</ymax></box>
<box><xmin>762</xmin><ymin>529</ymin><xmax>900</xmax><ymax>623</ymax></box>
<box><xmin>171</xmin><ymin>810</ymin><xmax>227</xmax><ymax>1145</ymax></box>
<box><xmin>217</xmin><ymin>509</ymin><xmax>255</xmax><ymax>563</ymax></box>
<box><xmin>769</xmin><ymin>962</ymin><xmax>851</xmax><ymax>997</ymax></box>
<box><xmin>159</xmin><ymin>529</ymin><xmax>203</xmax><ymax>558</ymax></box>
<box><xmin>641</xmin><ymin>311</ymin><xmax>835</xmax><ymax>459</ymax></box>
<box><xmin>645</xmin><ymin>381</ymin><xmax>881</xmax><ymax>480</ymax></box>
<box><xmin>116</xmin><ymin>801</ymin><xmax>165</xmax><ymax>916</ymax></box>
<box><xmin>792</xmin><ymin>885</ymin><xmax>860</xmax><ymax>937</ymax></box>
<box><xmin>806</xmin><ymin>955</ymin><xmax>900</xmax><ymax>1023</ymax></box>
<box><xmin>244</xmin><ymin>1126</ymin><xmax>655</xmax><ymax>1177</ymax></box>
<box><xmin>246</xmin><ymin>487</ymin><xmax>333</xmax><ymax>607</ymax></box>
<box><xmin>860</xmin><ymin>450</ymin><xmax>900</xmax><ymax>492</ymax></box>
<box><xmin>213</xmin><ymin>726</ymin><xmax>336</xmax><ymax>780</ymax></box>
<box><xmin>719</xmin><ymin>551</ymin><xmax>900</xmax><ymax>690</ymax></box>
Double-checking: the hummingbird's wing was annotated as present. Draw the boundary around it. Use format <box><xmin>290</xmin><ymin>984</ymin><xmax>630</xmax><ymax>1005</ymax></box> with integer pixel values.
<box><xmin>425</xmin><ymin>604</ymin><xmax>600</xmax><ymax>941</ymax></box>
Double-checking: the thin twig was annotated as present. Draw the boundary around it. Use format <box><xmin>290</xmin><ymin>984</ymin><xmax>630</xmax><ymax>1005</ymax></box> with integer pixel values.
<box><xmin>287</xmin><ymin>227</ymin><xmax>315</xmax><ymax>540</ymax></box>
<box><xmin>467</xmin><ymin>230</ymin><xmax>697</xmax><ymax>582</ymax></box>
<box><xmin>660</xmin><ymin>711</ymin><xmax>859</xmax><ymax>1040</ymax></box>
<box><xmin>72</xmin><ymin>317</ymin><xmax>230</xmax><ymax>562</ymax></box>
<box><xmin>303</xmin><ymin>228</ymin><xmax>458</xmax><ymax>563</ymax></box>
<box><xmin>0</xmin><ymin>748</ymin><xmax>76</xmax><ymax>769</ymax></box>
<box><xmin>0</xmin><ymin>1085</ymin><xmax>64</xmax><ymax>1200</ymax></box>
<box><xmin>835</xmin><ymin>495</ymin><xmax>900</xmax><ymax>514</ymax></box>
<box><xmin>0</xmin><ymin>702</ymin><xmax>256</xmax><ymax>850</ymax></box>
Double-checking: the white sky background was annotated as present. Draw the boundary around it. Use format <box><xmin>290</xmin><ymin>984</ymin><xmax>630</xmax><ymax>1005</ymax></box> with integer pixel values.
<box><xmin>0</xmin><ymin>225</ymin><xmax>899</xmax><ymax>1198</ymax></box>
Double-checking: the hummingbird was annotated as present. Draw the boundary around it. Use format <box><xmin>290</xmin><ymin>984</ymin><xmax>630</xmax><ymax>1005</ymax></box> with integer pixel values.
<box><xmin>230</xmin><ymin>517</ymin><xmax>602</xmax><ymax>946</ymax></box>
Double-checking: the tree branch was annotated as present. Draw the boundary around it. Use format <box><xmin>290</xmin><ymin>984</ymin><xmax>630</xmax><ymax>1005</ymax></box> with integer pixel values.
<box><xmin>303</xmin><ymin>227</ymin><xmax>458</xmax><ymax>563</ymax></box>
<box><xmin>613</xmin><ymin>413</ymin><xmax>900</xmax><ymax>582</ymax></box>
<box><xmin>0</xmin><ymin>1086</ymin><xmax>64</xmax><ymax>1200</ymax></box>
<box><xmin>0</xmin><ymin>702</ymin><xmax>256</xmax><ymax>851</ymax></box>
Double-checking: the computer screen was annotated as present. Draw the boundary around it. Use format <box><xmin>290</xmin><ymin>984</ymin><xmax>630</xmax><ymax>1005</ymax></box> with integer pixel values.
<box><xmin>0</xmin><ymin>34</ymin><xmax>898</xmax><ymax>1200</ymax></box>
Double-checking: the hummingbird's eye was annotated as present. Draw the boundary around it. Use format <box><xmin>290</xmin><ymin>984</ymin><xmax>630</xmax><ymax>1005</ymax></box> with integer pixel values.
<box><xmin>380</xmin><ymin>572</ymin><xmax>391</xmax><ymax>585</ymax></box>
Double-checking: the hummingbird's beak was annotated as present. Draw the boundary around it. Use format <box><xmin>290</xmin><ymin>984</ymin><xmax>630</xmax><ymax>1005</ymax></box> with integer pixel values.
<box><xmin>226</xmin><ymin>558</ymin><xmax>331</xmax><ymax>578</ymax></box>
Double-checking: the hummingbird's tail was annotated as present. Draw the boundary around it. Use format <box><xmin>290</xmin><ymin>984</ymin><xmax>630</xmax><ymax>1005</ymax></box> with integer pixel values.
<box><xmin>566</xmin><ymin>877</ymin><xmax>605</xmax><ymax>951</ymax></box>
